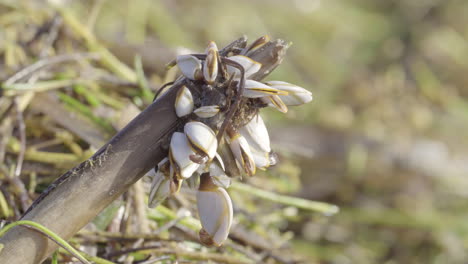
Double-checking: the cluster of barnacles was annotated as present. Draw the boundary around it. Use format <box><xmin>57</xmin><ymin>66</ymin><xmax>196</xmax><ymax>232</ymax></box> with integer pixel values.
<box><xmin>148</xmin><ymin>36</ymin><xmax>312</xmax><ymax>247</ymax></box>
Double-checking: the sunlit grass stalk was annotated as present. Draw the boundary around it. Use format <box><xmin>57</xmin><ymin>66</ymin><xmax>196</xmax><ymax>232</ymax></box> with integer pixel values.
<box><xmin>51</xmin><ymin>251</ymin><xmax>58</xmax><ymax>264</ymax></box>
<box><xmin>148</xmin><ymin>205</ymin><xmax>201</xmax><ymax>231</ymax></box>
<box><xmin>55</xmin><ymin>131</ymin><xmax>84</xmax><ymax>157</ymax></box>
<box><xmin>0</xmin><ymin>220</ymin><xmax>91</xmax><ymax>264</ymax></box>
<box><xmin>230</xmin><ymin>182</ymin><xmax>339</xmax><ymax>215</ymax></box>
<box><xmin>73</xmin><ymin>84</ymin><xmax>101</xmax><ymax>107</ymax></box>
<box><xmin>0</xmin><ymin>192</ymin><xmax>11</xmax><ymax>218</ymax></box>
<box><xmin>88</xmin><ymin>82</ymin><xmax>126</xmax><ymax>109</ymax></box>
<box><xmin>135</xmin><ymin>55</ymin><xmax>154</xmax><ymax>103</ymax></box>
<box><xmin>55</xmin><ymin>6</ymin><xmax>137</xmax><ymax>82</ymax></box>
<box><xmin>28</xmin><ymin>172</ymin><xmax>37</xmax><ymax>195</ymax></box>
<box><xmin>57</xmin><ymin>92</ymin><xmax>115</xmax><ymax>133</ymax></box>
<box><xmin>2</xmin><ymin>79</ymin><xmax>90</xmax><ymax>96</ymax></box>
<box><xmin>8</xmin><ymin>138</ymin><xmax>81</xmax><ymax>165</ymax></box>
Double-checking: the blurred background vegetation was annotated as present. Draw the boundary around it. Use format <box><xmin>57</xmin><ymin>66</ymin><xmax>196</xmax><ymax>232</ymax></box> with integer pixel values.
<box><xmin>2</xmin><ymin>0</ymin><xmax>468</xmax><ymax>263</ymax></box>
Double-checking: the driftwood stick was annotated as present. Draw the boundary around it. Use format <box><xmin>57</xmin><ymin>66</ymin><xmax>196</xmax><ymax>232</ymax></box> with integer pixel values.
<box><xmin>0</xmin><ymin>38</ymin><xmax>289</xmax><ymax>264</ymax></box>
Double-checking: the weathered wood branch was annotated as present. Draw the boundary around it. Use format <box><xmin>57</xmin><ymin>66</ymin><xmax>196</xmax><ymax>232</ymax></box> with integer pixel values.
<box><xmin>0</xmin><ymin>37</ymin><xmax>289</xmax><ymax>264</ymax></box>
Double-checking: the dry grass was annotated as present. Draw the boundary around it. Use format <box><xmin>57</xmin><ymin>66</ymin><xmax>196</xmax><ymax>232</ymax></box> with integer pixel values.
<box><xmin>2</xmin><ymin>0</ymin><xmax>468</xmax><ymax>263</ymax></box>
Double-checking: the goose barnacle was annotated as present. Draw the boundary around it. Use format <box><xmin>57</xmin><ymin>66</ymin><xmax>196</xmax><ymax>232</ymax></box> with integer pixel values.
<box><xmin>226</xmin><ymin>126</ymin><xmax>256</xmax><ymax>177</ymax></box>
<box><xmin>196</xmin><ymin>174</ymin><xmax>233</xmax><ymax>247</ymax></box>
<box><xmin>240</xmin><ymin>35</ymin><xmax>271</xmax><ymax>56</ymax></box>
<box><xmin>243</xmin><ymin>79</ymin><xmax>288</xmax><ymax>98</ymax></box>
<box><xmin>147</xmin><ymin>36</ymin><xmax>317</xmax><ymax>248</ymax></box>
<box><xmin>226</xmin><ymin>55</ymin><xmax>262</xmax><ymax>79</ymax></box>
<box><xmin>169</xmin><ymin>132</ymin><xmax>200</xmax><ymax>179</ymax></box>
<box><xmin>184</xmin><ymin>121</ymin><xmax>218</xmax><ymax>160</ymax></box>
<box><xmin>174</xmin><ymin>85</ymin><xmax>194</xmax><ymax>117</ymax></box>
<box><xmin>148</xmin><ymin>158</ymin><xmax>171</xmax><ymax>208</ymax></box>
<box><xmin>148</xmin><ymin>158</ymin><xmax>181</xmax><ymax>207</ymax></box>
<box><xmin>261</xmin><ymin>95</ymin><xmax>288</xmax><ymax>113</ymax></box>
<box><xmin>239</xmin><ymin>114</ymin><xmax>271</xmax><ymax>153</ymax></box>
<box><xmin>194</xmin><ymin>105</ymin><xmax>220</xmax><ymax>118</ymax></box>
<box><xmin>250</xmin><ymin>147</ymin><xmax>271</xmax><ymax>171</ymax></box>
<box><xmin>203</xmin><ymin>41</ymin><xmax>219</xmax><ymax>84</ymax></box>
<box><xmin>265</xmin><ymin>81</ymin><xmax>312</xmax><ymax>106</ymax></box>
<box><xmin>176</xmin><ymin>54</ymin><xmax>204</xmax><ymax>81</ymax></box>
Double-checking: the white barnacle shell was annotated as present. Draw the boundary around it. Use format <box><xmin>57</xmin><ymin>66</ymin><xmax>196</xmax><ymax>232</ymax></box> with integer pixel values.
<box><xmin>226</xmin><ymin>55</ymin><xmax>262</xmax><ymax>79</ymax></box>
<box><xmin>148</xmin><ymin>159</ymin><xmax>171</xmax><ymax>208</ymax></box>
<box><xmin>251</xmin><ymin>147</ymin><xmax>271</xmax><ymax>171</ymax></box>
<box><xmin>175</xmin><ymin>86</ymin><xmax>194</xmax><ymax>117</ymax></box>
<box><xmin>265</xmin><ymin>81</ymin><xmax>312</xmax><ymax>106</ymax></box>
<box><xmin>209</xmin><ymin>154</ymin><xmax>231</xmax><ymax>188</ymax></box>
<box><xmin>197</xmin><ymin>175</ymin><xmax>233</xmax><ymax>247</ymax></box>
<box><xmin>203</xmin><ymin>41</ymin><xmax>219</xmax><ymax>84</ymax></box>
<box><xmin>227</xmin><ymin>127</ymin><xmax>256</xmax><ymax>177</ymax></box>
<box><xmin>261</xmin><ymin>95</ymin><xmax>288</xmax><ymax>113</ymax></box>
<box><xmin>243</xmin><ymin>80</ymin><xmax>288</xmax><ymax>98</ymax></box>
<box><xmin>184</xmin><ymin>121</ymin><xmax>218</xmax><ymax>160</ymax></box>
<box><xmin>269</xmin><ymin>151</ymin><xmax>279</xmax><ymax>167</ymax></box>
<box><xmin>148</xmin><ymin>158</ymin><xmax>181</xmax><ymax>207</ymax></box>
<box><xmin>169</xmin><ymin>132</ymin><xmax>200</xmax><ymax>179</ymax></box>
<box><xmin>242</xmin><ymin>35</ymin><xmax>270</xmax><ymax>56</ymax></box>
<box><xmin>176</xmin><ymin>54</ymin><xmax>203</xmax><ymax>81</ymax></box>
<box><xmin>194</xmin><ymin>105</ymin><xmax>220</xmax><ymax>118</ymax></box>
<box><xmin>239</xmin><ymin>114</ymin><xmax>271</xmax><ymax>153</ymax></box>
<box><xmin>148</xmin><ymin>173</ymin><xmax>171</xmax><ymax>208</ymax></box>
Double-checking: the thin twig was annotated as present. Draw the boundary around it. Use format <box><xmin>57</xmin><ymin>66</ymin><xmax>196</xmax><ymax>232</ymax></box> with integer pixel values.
<box><xmin>0</xmin><ymin>104</ymin><xmax>14</xmax><ymax>165</ymax></box>
<box><xmin>39</xmin><ymin>15</ymin><xmax>63</xmax><ymax>58</ymax></box>
<box><xmin>0</xmin><ymin>102</ymin><xmax>14</xmax><ymax>125</ymax></box>
<box><xmin>13</xmin><ymin>100</ymin><xmax>25</xmax><ymax>178</ymax></box>
<box><xmin>136</xmin><ymin>255</ymin><xmax>171</xmax><ymax>264</ymax></box>
<box><xmin>136</xmin><ymin>247</ymin><xmax>254</xmax><ymax>264</ymax></box>
<box><xmin>105</xmin><ymin>245</ymin><xmax>163</xmax><ymax>259</ymax></box>
<box><xmin>153</xmin><ymin>215</ymin><xmax>186</xmax><ymax>235</ymax></box>
<box><xmin>86</xmin><ymin>0</ymin><xmax>106</xmax><ymax>32</ymax></box>
<box><xmin>11</xmin><ymin>100</ymin><xmax>30</xmax><ymax>212</ymax></box>
<box><xmin>132</xmin><ymin>180</ymin><xmax>150</xmax><ymax>233</ymax></box>
<box><xmin>3</xmin><ymin>53</ymin><xmax>100</xmax><ymax>86</ymax></box>
<box><xmin>76</xmin><ymin>230</ymin><xmax>166</xmax><ymax>243</ymax></box>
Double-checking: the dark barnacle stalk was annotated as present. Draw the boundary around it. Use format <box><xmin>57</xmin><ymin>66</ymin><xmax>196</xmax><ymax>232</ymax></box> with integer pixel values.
<box><xmin>0</xmin><ymin>36</ymin><xmax>291</xmax><ymax>264</ymax></box>
<box><xmin>189</xmin><ymin>54</ymin><xmax>247</xmax><ymax>143</ymax></box>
